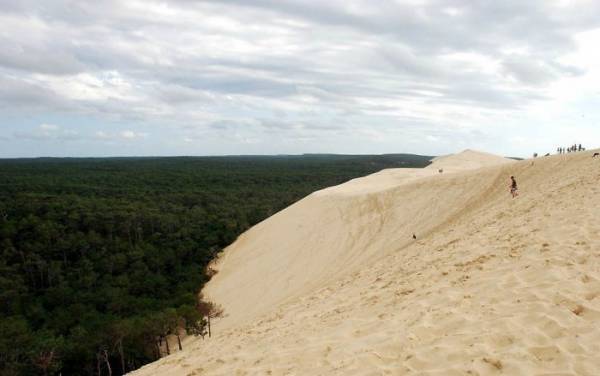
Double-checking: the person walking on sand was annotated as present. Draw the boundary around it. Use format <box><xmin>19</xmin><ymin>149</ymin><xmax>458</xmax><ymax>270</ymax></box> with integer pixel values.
<box><xmin>510</xmin><ymin>176</ymin><xmax>518</xmax><ymax>198</ymax></box>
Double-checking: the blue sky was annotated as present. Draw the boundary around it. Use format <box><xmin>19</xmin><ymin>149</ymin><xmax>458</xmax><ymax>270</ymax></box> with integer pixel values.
<box><xmin>1</xmin><ymin>0</ymin><xmax>600</xmax><ymax>158</ymax></box>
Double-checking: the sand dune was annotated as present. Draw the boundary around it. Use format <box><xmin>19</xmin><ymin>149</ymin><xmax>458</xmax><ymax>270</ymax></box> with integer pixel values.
<box><xmin>130</xmin><ymin>149</ymin><xmax>600</xmax><ymax>376</ymax></box>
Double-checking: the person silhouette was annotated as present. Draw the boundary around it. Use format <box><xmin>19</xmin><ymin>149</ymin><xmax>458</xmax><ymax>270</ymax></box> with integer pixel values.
<box><xmin>510</xmin><ymin>176</ymin><xmax>518</xmax><ymax>198</ymax></box>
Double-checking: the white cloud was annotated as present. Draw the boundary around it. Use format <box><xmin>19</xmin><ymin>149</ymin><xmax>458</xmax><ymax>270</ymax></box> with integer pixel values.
<box><xmin>93</xmin><ymin>129</ymin><xmax>148</xmax><ymax>141</ymax></box>
<box><xmin>120</xmin><ymin>130</ymin><xmax>146</xmax><ymax>139</ymax></box>
<box><xmin>94</xmin><ymin>131</ymin><xmax>111</xmax><ymax>140</ymax></box>
<box><xmin>39</xmin><ymin>123</ymin><xmax>59</xmax><ymax>131</ymax></box>
<box><xmin>13</xmin><ymin>123</ymin><xmax>81</xmax><ymax>141</ymax></box>
<box><xmin>93</xmin><ymin>130</ymin><xmax>147</xmax><ymax>141</ymax></box>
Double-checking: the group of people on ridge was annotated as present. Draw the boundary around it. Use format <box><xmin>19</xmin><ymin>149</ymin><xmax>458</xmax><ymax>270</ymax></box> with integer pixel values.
<box><xmin>557</xmin><ymin>144</ymin><xmax>584</xmax><ymax>154</ymax></box>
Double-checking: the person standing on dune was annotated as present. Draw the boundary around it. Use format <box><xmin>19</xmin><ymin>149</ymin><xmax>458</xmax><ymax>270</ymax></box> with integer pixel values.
<box><xmin>510</xmin><ymin>176</ymin><xmax>518</xmax><ymax>198</ymax></box>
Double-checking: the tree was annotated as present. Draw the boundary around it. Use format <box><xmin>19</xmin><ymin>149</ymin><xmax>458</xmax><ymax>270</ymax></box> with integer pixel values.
<box><xmin>96</xmin><ymin>349</ymin><xmax>112</xmax><ymax>376</ymax></box>
<box><xmin>196</xmin><ymin>296</ymin><xmax>224</xmax><ymax>338</ymax></box>
<box><xmin>30</xmin><ymin>331</ymin><xmax>64</xmax><ymax>376</ymax></box>
<box><xmin>0</xmin><ymin>316</ymin><xmax>32</xmax><ymax>375</ymax></box>
<box><xmin>177</xmin><ymin>305</ymin><xmax>206</xmax><ymax>340</ymax></box>
<box><xmin>109</xmin><ymin>320</ymin><xmax>132</xmax><ymax>375</ymax></box>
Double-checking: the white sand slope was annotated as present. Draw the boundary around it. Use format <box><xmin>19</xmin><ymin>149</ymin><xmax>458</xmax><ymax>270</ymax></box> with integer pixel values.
<box><xmin>130</xmin><ymin>149</ymin><xmax>600</xmax><ymax>375</ymax></box>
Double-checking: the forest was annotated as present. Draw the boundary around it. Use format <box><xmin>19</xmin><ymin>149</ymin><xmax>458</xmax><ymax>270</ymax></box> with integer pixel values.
<box><xmin>0</xmin><ymin>154</ymin><xmax>432</xmax><ymax>375</ymax></box>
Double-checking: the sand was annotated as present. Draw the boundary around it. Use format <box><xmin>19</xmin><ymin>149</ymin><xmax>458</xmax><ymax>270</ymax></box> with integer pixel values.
<box><xmin>130</xmin><ymin>149</ymin><xmax>600</xmax><ymax>376</ymax></box>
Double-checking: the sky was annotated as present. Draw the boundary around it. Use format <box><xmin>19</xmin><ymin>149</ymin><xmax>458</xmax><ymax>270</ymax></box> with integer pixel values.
<box><xmin>1</xmin><ymin>0</ymin><xmax>600</xmax><ymax>158</ymax></box>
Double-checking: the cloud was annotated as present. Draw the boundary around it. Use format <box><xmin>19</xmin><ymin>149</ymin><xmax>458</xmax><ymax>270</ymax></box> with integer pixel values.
<box><xmin>13</xmin><ymin>124</ymin><xmax>81</xmax><ymax>141</ymax></box>
<box><xmin>1</xmin><ymin>1</ymin><xmax>600</xmax><ymax>156</ymax></box>
<box><xmin>94</xmin><ymin>130</ymin><xmax>148</xmax><ymax>141</ymax></box>
<box><xmin>502</xmin><ymin>57</ymin><xmax>558</xmax><ymax>86</ymax></box>
<box><xmin>120</xmin><ymin>130</ymin><xmax>146</xmax><ymax>139</ymax></box>
<box><xmin>40</xmin><ymin>123</ymin><xmax>59</xmax><ymax>131</ymax></box>
<box><xmin>94</xmin><ymin>131</ymin><xmax>112</xmax><ymax>140</ymax></box>
<box><xmin>0</xmin><ymin>75</ymin><xmax>68</xmax><ymax>110</ymax></box>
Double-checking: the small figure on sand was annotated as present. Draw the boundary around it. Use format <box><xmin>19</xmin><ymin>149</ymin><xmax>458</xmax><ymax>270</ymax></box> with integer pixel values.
<box><xmin>412</xmin><ymin>233</ymin><xmax>417</xmax><ymax>240</ymax></box>
<box><xmin>510</xmin><ymin>176</ymin><xmax>518</xmax><ymax>198</ymax></box>
<box><xmin>593</xmin><ymin>152</ymin><xmax>599</xmax><ymax>158</ymax></box>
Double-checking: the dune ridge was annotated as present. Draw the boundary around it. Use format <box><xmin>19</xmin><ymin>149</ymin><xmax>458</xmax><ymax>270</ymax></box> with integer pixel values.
<box><xmin>131</xmin><ymin>149</ymin><xmax>600</xmax><ymax>375</ymax></box>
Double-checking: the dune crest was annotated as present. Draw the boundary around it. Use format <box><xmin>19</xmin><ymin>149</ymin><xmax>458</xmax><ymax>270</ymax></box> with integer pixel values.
<box><xmin>131</xmin><ymin>150</ymin><xmax>600</xmax><ymax>375</ymax></box>
<box><xmin>428</xmin><ymin>149</ymin><xmax>514</xmax><ymax>171</ymax></box>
